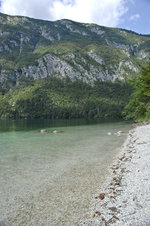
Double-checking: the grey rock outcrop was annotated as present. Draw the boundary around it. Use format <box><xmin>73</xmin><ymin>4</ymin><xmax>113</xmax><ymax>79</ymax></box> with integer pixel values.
<box><xmin>22</xmin><ymin>54</ymin><xmax>82</xmax><ymax>80</ymax></box>
<box><xmin>0</xmin><ymin>12</ymin><xmax>150</xmax><ymax>85</ymax></box>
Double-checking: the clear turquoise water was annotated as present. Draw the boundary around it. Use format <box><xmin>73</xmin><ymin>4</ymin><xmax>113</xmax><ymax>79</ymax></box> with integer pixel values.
<box><xmin>0</xmin><ymin>119</ymin><xmax>131</xmax><ymax>225</ymax></box>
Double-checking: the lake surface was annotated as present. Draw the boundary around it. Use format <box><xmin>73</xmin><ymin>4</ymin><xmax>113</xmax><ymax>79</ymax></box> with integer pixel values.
<box><xmin>0</xmin><ymin>119</ymin><xmax>131</xmax><ymax>225</ymax></box>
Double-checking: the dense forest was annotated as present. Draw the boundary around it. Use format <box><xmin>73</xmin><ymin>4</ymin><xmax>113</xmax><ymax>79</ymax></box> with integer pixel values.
<box><xmin>124</xmin><ymin>61</ymin><xmax>150</xmax><ymax>121</ymax></box>
<box><xmin>0</xmin><ymin>77</ymin><xmax>132</xmax><ymax>120</ymax></box>
<box><xmin>1</xmin><ymin>61</ymin><xmax>149</xmax><ymax>121</ymax></box>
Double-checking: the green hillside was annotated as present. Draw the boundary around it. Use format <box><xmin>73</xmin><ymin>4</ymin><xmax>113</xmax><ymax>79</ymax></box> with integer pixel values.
<box><xmin>0</xmin><ymin>12</ymin><xmax>149</xmax><ymax>120</ymax></box>
<box><xmin>0</xmin><ymin>12</ymin><xmax>150</xmax><ymax>86</ymax></box>
<box><xmin>0</xmin><ymin>76</ymin><xmax>132</xmax><ymax>119</ymax></box>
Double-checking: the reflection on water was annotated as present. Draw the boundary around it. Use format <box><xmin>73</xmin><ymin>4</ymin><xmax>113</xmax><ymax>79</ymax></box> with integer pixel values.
<box><xmin>0</xmin><ymin>118</ymin><xmax>95</xmax><ymax>132</ymax></box>
<box><xmin>0</xmin><ymin>118</ymin><xmax>129</xmax><ymax>132</ymax></box>
<box><xmin>0</xmin><ymin>119</ymin><xmax>131</xmax><ymax>225</ymax></box>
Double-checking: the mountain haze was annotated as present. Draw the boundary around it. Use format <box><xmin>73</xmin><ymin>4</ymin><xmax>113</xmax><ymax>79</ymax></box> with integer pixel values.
<box><xmin>0</xmin><ymin>12</ymin><xmax>150</xmax><ymax>87</ymax></box>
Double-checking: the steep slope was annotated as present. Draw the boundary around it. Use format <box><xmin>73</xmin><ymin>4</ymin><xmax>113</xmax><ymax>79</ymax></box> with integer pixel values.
<box><xmin>0</xmin><ymin>12</ymin><xmax>150</xmax><ymax>87</ymax></box>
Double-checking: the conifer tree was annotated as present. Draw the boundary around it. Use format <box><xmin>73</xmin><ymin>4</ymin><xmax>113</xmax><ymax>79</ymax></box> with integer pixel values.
<box><xmin>124</xmin><ymin>61</ymin><xmax>150</xmax><ymax>120</ymax></box>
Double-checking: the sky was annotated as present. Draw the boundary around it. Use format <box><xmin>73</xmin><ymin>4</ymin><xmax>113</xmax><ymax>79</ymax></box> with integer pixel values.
<box><xmin>0</xmin><ymin>0</ymin><xmax>149</xmax><ymax>34</ymax></box>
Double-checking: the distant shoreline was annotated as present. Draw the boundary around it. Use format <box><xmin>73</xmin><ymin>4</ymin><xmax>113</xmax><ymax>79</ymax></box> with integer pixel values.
<box><xmin>81</xmin><ymin>123</ymin><xmax>150</xmax><ymax>225</ymax></box>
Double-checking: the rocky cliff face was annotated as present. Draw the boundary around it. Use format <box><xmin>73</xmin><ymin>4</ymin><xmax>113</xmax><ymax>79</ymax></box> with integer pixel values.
<box><xmin>0</xmin><ymin>12</ymin><xmax>150</xmax><ymax>85</ymax></box>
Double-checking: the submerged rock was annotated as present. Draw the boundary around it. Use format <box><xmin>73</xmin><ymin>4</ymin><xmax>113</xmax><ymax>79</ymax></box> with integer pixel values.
<box><xmin>40</xmin><ymin>129</ymin><xmax>48</xmax><ymax>133</ymax></box>
<box><xmin>52</xmin><ymin>130</ymin><xmax>64</xmax><ymax>134</ymax></box>
<box><xmin>39</xmin><ymin>129</ymin><xmax>64</xmax><ymax>134</ymax></box>
<box><xmin>115</xmin><ymin>130</ymin><xmax>126</xmax><ymax>136</ymax></box>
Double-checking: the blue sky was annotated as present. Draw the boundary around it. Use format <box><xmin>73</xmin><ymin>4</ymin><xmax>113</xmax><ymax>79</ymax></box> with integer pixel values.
<box><xmin>119</xmin><ymin>0</ymin><xmax>150</xmax><ymax>34</ymax></box>
<box><xmin>0</xmin><ymin>0</ymin><xmax>149</xmax><ymax>34</ymax></box>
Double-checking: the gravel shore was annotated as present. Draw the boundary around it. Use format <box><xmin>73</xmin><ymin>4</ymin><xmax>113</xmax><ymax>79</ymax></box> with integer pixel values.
<box><xmin>81</xmin><ymin>123</ymin><xmax>150</xmax><ymax>226</ymax></box>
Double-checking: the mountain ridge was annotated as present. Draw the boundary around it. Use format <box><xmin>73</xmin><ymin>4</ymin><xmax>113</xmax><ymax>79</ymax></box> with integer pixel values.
<box><xmin>1</xmin><ymin>12</ymin><xmax>149</xmax><ymax>36</ymax></box>
<box><xmin>0</xmin><ymin>12</ymin><xmax>150</xmax><ymax>89</ymax></box>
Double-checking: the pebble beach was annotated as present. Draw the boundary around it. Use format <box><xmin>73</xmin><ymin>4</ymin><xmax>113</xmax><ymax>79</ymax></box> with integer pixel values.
<box><xmin>0</xmin><ymin>123</ymin><xmax>149</xmax><ymax>226</ymax></box>
<box><xmin>81</xmin><ymin>123</ymin><xmax>150</xmax><ymax>226</ymax></box>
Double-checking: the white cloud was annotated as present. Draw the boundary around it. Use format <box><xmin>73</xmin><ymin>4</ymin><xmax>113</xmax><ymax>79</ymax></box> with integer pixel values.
<box><xmin>0</xmin><ymin>0</ymin><xmax>53</xmax><ymax>20</ymax></box>
<box><xmin>0</xmin><ymin>0</ymin><xmax>128</xmax><ymax>27</ymax></box>
<box><xmin>129</xmin><ymin>13</ymin><xmax>140</xmax><ymax>21</ymax></box>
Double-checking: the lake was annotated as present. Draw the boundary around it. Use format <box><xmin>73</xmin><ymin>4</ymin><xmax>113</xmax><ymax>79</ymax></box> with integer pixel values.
<box><xmin>0</xmin><ymin>119</ymin><xmax>131</xmax><ymax>225</ymax></box>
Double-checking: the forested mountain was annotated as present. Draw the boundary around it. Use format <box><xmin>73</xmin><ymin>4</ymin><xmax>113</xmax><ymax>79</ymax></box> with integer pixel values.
<box><xmin>0</xmin><ymin>76</ymin><xmax>133</xmax><ymax>119</ymax></box>
<box><xmin>0</xmin><ymin>13</ymin><xmax>149</xmax><ymax>120</ymax></box>
<box><xmin>0</xmin><ymin>12</ymin><xmax>150</xmax><ymax>87</ymax></box>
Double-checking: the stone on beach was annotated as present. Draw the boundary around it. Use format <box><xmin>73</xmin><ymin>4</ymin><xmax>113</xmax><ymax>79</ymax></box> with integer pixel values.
<box><xmin>80</xmin><ymin>123</ymin><xmax>150</xmax><ymax>226</ymax></box>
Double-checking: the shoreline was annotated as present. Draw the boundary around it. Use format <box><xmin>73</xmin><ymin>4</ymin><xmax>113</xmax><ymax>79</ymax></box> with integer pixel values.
<box><xmin>0</xmin><ymin>122</ymin><xmax>131</xmax><ymax>226</ymax></box>
<box><xmin>81</xmin><ymin>123</ymin><xmax>150</xmax><ymax>225</ymax></box>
